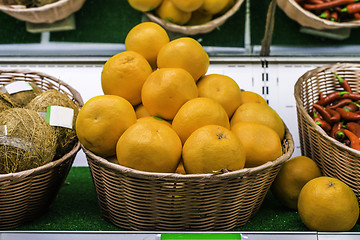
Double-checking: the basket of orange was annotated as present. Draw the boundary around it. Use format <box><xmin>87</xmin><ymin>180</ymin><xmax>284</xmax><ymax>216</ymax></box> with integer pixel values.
<box><xmin>77</xmin><ymin>22</ymin><xmax>295</xmax><ymax>231</ymax></box>
<box><xmin>0</xmin><ymin>0</ymin><xmax>87</xmax><ymax>23</ymax></box>
<box><xmin>277</xmin><ymin>0</ymin><xmax>360</xmax><ymax>30</ymax></box>
<box><xmin>0</xmin><ymin>69</ymin><xmax>83</xmax><ymax>229</ymax></box>
<box><xmin>128</xmin><ymin>0</ymin><xmax>244</xmax><ymax>35</ymax></box>
<box><xmin>294</xmin><ymin>62</ymin><xmax>360</xmax><ymax>203</ymax></box>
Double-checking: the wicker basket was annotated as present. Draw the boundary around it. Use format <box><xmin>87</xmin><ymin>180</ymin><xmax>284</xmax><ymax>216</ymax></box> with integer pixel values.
<box><xmin>84</xmin><ymin>125</ymin><xmax>294</xmax><ymax>231</ymax></box>
<box><xmin>277</xmin><ymin>0</ymin><xmax>360</xmax><ymax>30</ymax></box>
<box><xmin>0</xmin><ymin>69</ymin><xmax>83</xmax><ymax>229</ymax></box>
<box><xmin>145</xmin><ymin>0</ymin><xmax>244</xmax><ymax>35</ymax></box>
<box><xmin>0</xmin><ymin>0</ymin><xmax>87</xmax><ymax>24</ymax></box>
<box><xmin>294</xmin><ymin>63</ymin><xmax>360</xmax><ymax>203</ymax></box>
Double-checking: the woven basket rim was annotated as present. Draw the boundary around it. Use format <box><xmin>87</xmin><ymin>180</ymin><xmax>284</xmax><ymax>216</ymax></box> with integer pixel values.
<box><xmin>294</xmin><ymin>62</ymin><xmax>360</xmax><ymax>157</ymax></box>
<box><xmin>145</xmin><ymin>0</ymin><xmax>244</xmax><ymax>35</ymax></box>
<box><xmin>83</xmin><ymin>124</ymin><xmax>294</xmax><ymax>180</ymax></box>
<box><xmin>0</xmin><ymin>0</ymin><xmax>73</xmax><ymax>12</ymax></box>
<box><xmin>277</xmin><ymin>0</ymin><xmax>360</xmax><ymax>29</ymax></box>
<box><xmin>0</xmin><ymin>69</ymin><xmax>84</xmax><ymax>107</ymax></box>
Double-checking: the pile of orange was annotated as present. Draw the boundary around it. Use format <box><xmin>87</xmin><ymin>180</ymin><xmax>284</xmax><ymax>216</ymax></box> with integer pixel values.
<box><xmin>127</xmin><ymin>0</ymin><xmax>235</xmax><ymax>26</ymax></box>
<box><xmin>76</xmin><ymin>21</ymin><xmax>285</xmax><ymax>175</ymax></box>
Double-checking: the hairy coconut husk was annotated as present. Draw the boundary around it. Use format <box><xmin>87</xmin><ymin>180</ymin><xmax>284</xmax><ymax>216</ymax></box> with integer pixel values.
<box><xmin>0</xmin><ymin>92</ymin><xmax>15</xmax><ymax>113</ymax></box>
<box><xmin>2</xmin><ymin>82</ymin><xmax>43</xmax><ymax>108</ymax></box>
<box><xmin>0</xmin><ymin>108</ymin><xmax>57</xmax><ymax>174</ymax></box>
<box><xmin>26</xmin><ymin>89</ymin><xmax>79</xmax><ymax>159</ymax></box>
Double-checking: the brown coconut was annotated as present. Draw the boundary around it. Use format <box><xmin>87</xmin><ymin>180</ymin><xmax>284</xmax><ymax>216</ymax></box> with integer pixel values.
<box><xmin>2</xmin><ymin>81</ymin><xmax>43</xmax><ymax>108</ymax></box>
<box><xmin>0</xmin><ymin>108</ymin><xmax>57</xmax><ymax>174</ymax></box>
<box><xmin>0</xmin><ymin>92</ymin><xmax>15</xmax><ymax>112</ymax></box>
<box><xmin>26</xmin><ymin>89</ymin><xmax>79</xmax><ymax>159</ymax></box>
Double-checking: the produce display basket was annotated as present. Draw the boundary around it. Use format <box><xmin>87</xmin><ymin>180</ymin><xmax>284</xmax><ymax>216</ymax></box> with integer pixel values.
<box><xmin>0</xmin><ymin>69</ymin><xmax>84</xmax><ymax>229</ymax></box>
<box><xmin>0</xmin><ymin>0</ymin><xmax>87</xmax><ymax>24</ymax></box>
<box><xmin>84</xmin><ymin>125</ymin><xmax>294</xmax><ymax>231</ymax></box>
<box><xmin>294</xmin><ymin>63</ymin><xmax>360</xmax><ymax>203</ymax></box>
<box><xmin>277</xmin><ymin>0</ymin><xmax>360</xmax><ymax>30</ymax></box>
<box><xmin>145</xmin><ymin>0</ymin><xmax>244</xmax><ymax>35</ymax></box>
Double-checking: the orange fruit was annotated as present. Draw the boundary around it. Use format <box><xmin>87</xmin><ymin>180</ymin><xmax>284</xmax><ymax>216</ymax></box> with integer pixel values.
<box><xmin>298</xmin><ymin>176</ymin><xmax>359</xmax><ymax>231</ymax></box>
<box><xmin>76</xmin><ymin>95</ymin><xmax>137</xmax><ymax>158</ymax></box>
<box><xmin>125</xmin><ymin>22</ymin><xmax>169</xmax><ymax>69</ymax></box>
<box><xmin>271</xmin><ymin>156</ymin><xmax>322</xmax><ymax>210</ymax></box>
<box><xmin>169</xmin><ymin>0</ymin><xmax>204</xmax><ymax>12</ymax></box>
<box><xmin>199</xmin><ymin>0</ymin><xmax>229</xmax><ymax>15</ymax></box>
<box><xmin>175</xmin><ymin>159</ymin><xmax>186</xmax><ymax>174</ymax></box>
<box><xmin>231</xmin><ymin>122</ymin><xmax>282</xmax><ymax>168</ymax></box>
<box><xmin>182</xmin><ymin>125</ymin><xmax>246</xmax><ymax>174</ymax></box>
<box><xmin>101</xmin><ymin>50</ymin><xmax>152</xmax><ymax>106</ymax></box>
<box><xmin>134</xmin><ymin>103</ymin><xmax>151</xmax><ymax>118</ymax></box>
<box><xmin>116</xmin><ymin>119</ymin><xmax>182</xmax><ymax>173</ymax></box>
<box><xmin>231</xmin><ymin>102</ymin><xmax>285</xmax><ymax>140</ymax></box>
<box><xmin>187</xmin><ymin>10</ymin><xmax>213</xmax><ymax>25</ymax></box>
<box><xmin>157</xmin><ymin>37</ymin><xmax>209</xmax><ymax>82</ymax></box>
<box><xmin>128</xmin><ymin>0</ymin><xmax>162</xmax><ymax>12</ymax></box>
<box><xmin>141</xmin><ymin>68</ymin><xmax>198</xmax><ymax>120</ymax></box>
<box><xmin>240</xmin><ymin>91</ymin><xmax>267</xmax><ymax>105</ymax></box>
<box><xmin>155</xmin><ymin>0</ymin><xmax>192</xmax><ymax>25</ymax></box>
<box><xmin>197</xmin><ymin>73</ymin><xmax>242</xmax><ymax>118</ymax></box>
<box><xmin>172</xmin><ymin>97</ymin><xmax>230</xmax><ymax>144</ymax></box>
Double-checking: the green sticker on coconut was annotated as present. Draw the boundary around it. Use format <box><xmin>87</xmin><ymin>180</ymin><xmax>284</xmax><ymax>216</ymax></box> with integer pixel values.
<box><xmin>46</xmin><ymin>105</ymin><xmax>74</xmax><ymax>129</ymax></box>
<box><xmin>5</xmin><ymin>81</ymin><xmax>33</xmax><ymax>94</ymax></box>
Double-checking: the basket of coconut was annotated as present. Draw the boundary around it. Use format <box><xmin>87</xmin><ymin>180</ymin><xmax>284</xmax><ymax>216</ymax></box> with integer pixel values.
<box><xmin>0</xmin><ymin>0</ymin><xmax>87</xmax><ymax>24</ymax></box>
<box><xmin>0</xmin><ymin>69</ymin><xmax>83</xmax><ymax>229</ymax></box>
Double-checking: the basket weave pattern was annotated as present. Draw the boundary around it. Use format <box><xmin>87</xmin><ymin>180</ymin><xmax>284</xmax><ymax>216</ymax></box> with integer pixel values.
<box><xmin>0</xmin><ymin>69</ymin><xmax>83</xmax><ymax>229</ymax></box>
<box><xmin>0</xmin><ymin>0</ymin><xmax>87</xmax><ymax>23</ymax></box>
<box><xmin>84</xmin><ymin>126</ymin><xmax>294</xmax><ymax>231</ymax></box>
<box><xmin>295</xmin><ymin>63</ymin><xmax>360</xmax><ymax>202</ymax></box>
<box><xmin>145</xmin><ymin>0</ymin><xmax>244</xmax><ymax>35</ymax></box>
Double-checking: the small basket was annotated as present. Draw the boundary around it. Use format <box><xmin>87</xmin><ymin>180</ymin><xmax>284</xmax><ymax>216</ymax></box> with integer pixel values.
<box><xmin>84</xmin><ymin>126</ymin><xmax>294</xmax><ymax>231</ymax></box>
<box><xmin>0</xmin><ymin>69</ymin><xmax>83</xmax><ymax>229</ymax></box>
<box><xmin>145</xmin><ymin>0</ymin><xmax>244</xmax><ymax>35</ymax></box>
<box><xmin>0</xmin><ymin>0</ymin><xmax>87</xmax><ymax>24</ymax></box>
<box><xmin>294</xmin><ymin>63</ymin><xmax>360</xmax><ymax>203</ymax></box>
<box><xmin>277</xmin><ymin>0</ymin><xmax>360</xmax><ymax>30</ymax></box>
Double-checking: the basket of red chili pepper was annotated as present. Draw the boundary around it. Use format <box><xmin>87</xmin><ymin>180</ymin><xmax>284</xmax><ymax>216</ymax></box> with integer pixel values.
<box><xmin>278</xmin><ymin>0</ymin><xmax>360</xmax><ymax>30</ymax></box>
<box><xmin>294</xmin><ymin>63</ymin><xmax>360</xmax><ymax>203</ymax></box>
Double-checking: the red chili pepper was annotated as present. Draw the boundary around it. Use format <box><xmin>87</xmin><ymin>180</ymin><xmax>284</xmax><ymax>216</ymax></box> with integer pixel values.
<box><xmin>313</xmin><ymin>103</ymin><xmax>333</xmax><ymax>123</ymax></box>
<box><xmin>333</xmin><ymin>72</ymin><xmax>353</xmax><ymax>93</ymax></box>
<box><xmin>342</xmin><ymin>93</ymin><xmax>360</xmax><ymax>101</ymax></box>
<box><xmin>346</xmin><ymin>122</ymin><xmax>360</xmax><ymax>138</ymax></box>
<box><xmin>317</xmin><ymin>91</ymin><xmax>349</xmax><ymax>106</ymax></box>
<box><xmin>343</xmin><ymin>102</ymin><xmax>359</xmax><ymax>112</ymax></box>
<box><xmin>336</xmin><ymin>107</ymin><xmax>360</xmax><ymax>121</ymax></box>
<box><xmin>328</xmin><ymin>98</ymin><xmax>352</xmax><ymax>109</ymax></box>
<box><xmin>330</xmin><ymin>122</ymin><xmax>345</xmax><ymax>140</ymax></box>
<box><xmin>327</xmin><ymin>108</ymin><xmax>341</xmax><ymax>122</ymax></box>
<box><xmin>354</xmin><ymin>12</ymin><xmax>360</xmax><ymax>18</ymax></box>
<box><xmin>344</xmin><ymin>129</ymin><xmax>360</xmax><ymax>150</ymax></box>
<box><xmin>341</xmin><ymin>2</ymin><xmax>360</xmax><ymax>13</ymax></box>
<box><xmin>304</xmin><ymin>0</ymin><xmax>358</xmax><ymax>11</ymax></box>
<box><xmin>330</xmin><ymin>11</ymin><xmax>339</xmax><ymax>21</ymax></box>
<box><xmin>320</xmin><ymin>9</ymin><xmax>331</xmax><ymax>18</ymax></box>
<box><xmin>312</xmin><ymin>111</ymin><xmax>332</xmax><ymax>132</ymax></box>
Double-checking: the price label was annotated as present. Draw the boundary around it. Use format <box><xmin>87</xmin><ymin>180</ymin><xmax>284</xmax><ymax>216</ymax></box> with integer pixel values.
<box><xmin>161</xmin><ymin>233</ymin><xmax>241</xmax><ymax>240</ymax></box>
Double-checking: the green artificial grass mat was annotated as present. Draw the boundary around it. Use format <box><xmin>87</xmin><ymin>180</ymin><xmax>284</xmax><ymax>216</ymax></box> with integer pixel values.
<box><xmin>0</xmin><ymin>12</ymin><xmax>41</xmax><ymax>44</ymax></box>
<box><xmin>49</xmin><ymin>0</ymin><xmax>245</xmax><ymax>48</ymax></box>
<box><xmin>15</xmin><ymin>166</ymin><xmax>360</xmax><ymax>232</ymax></box>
